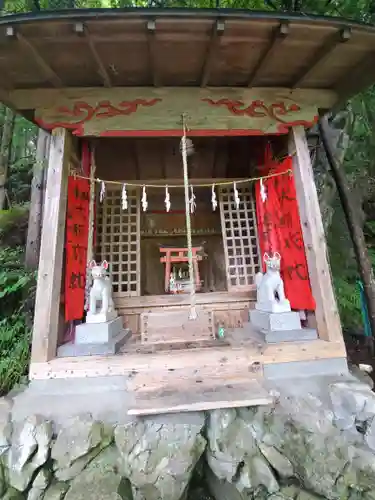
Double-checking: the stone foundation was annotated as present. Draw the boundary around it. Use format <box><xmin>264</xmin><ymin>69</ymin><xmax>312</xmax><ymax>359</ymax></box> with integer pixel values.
<box><xmin>1</xmin><ymin>369</ymin><xmax>375</xmax><ymax>499</ymax></box>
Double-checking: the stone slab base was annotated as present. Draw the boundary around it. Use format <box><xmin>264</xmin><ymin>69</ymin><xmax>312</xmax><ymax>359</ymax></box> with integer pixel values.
<box><xmin>264</xmin><ymin>328</ymin><xmax>318</xmax><ymax>343</ymax></box>
<box><xmin>76</xmin><ymin>316</ymin><xmax>123</xmax><ymax>344</ymax></box>
<box><xmin>250</xmin><ymin>309</ymin><xmax>301</xmax><ymax>332</ymax></box>
<box><xmin>264</xmin><ymin>357</ymin><xmax>348</xmax><ymax>380</ymax></box>
<box><xmin>57</xmin><ymin>329</ymin><xmax>131</xmax><ymax>357</ymax></box>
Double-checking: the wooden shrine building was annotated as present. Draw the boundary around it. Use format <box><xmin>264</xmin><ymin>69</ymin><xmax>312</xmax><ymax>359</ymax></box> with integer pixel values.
<box><xmin>2</xmin><ymin>6</ymin><xmax>375</xmax><ymax>414</ymax></box>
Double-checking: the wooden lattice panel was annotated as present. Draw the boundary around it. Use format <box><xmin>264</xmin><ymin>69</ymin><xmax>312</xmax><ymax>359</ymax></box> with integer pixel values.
<box><xmin>96</xmin><ymin>186</ymin><xmax>140</xmax><ymax>296</ymax></box>
<box><xmin>219</xmin><ymin>185</ymin><xmax>260</xmax><ymax>290</ymax></box>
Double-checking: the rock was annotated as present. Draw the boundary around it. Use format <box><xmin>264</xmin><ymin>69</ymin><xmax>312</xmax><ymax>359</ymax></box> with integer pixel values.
<box><xmin>349</xmin><ymin>364</ymin><xmax>374</xmax><ymax>389</ymax></box>
<box><xmin>0</xmin><ymin>398</ymin><xmax>12</xmax><ymax>452</ymax></box>
<box><xmin>258</xmin><ymin>443</ymin><xmax>294</xmax><ymax>478</ymax></box>
<box><xmin>2</xmin><ymin>487</ymin><xmax>25</xmax><ymax>499</ymax></box>
<box><xmin>250</xmin><ymin>456</ymin><xmax>278</xmax><ymax>494</ymax></box>
<box><xmin>8</xmin><ymin>415</ymin><xmax>52</xmax><ymax>492</ymax></box>
<box><xmin>365</xmin><ymin>417</ymin><xmax>375</xmax><ymax>451</ymax></box>
<box><xmin>51</xmin><ymin>414</ymin><xmax>113</xmax><ymax>481</ymax></box>
<box><xmin>27</xmin><ymin>469</ymin><xmax>51</xmax><ymax>500</ymax></box>
<box><xmin>43</xmin><ymin>482</ymin><xmax>69</xmax><ymax>500</ymax></box>
<box><xmin>296</xmin><ymin>490</ymin><xmax>324</xmax><ymax>500</ymax></box>
<box><xmin>64</xmin><ymin>446</ymin><xmax>132</xmax><ymax>500</ymax></box>
<box><xmin>206</xmin><ymin>409</ymin><xmax>257</xmax><ymax>482</ymax></box>
<box><xmin>279</xmin><ymin>485</ymin><xmax>300</xmax><ymax>499</ymax></box>
<box><xmin>115</xmin><ymin>413</ymin><xmax>206</xmax><ymax>500</ymax></box>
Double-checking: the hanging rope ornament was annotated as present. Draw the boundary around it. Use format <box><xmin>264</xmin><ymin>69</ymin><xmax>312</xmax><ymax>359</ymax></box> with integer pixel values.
<box><xmin>234</xmin><ymin>182</ymin><xmax>240</xmax><ymax>208</ymax></box>
<box><xmin>260</xmin><ymin>178</ymin><xmax>267</xmax><ymax>203</ymax></box>
<box><xmin>165</xmin><ymin>185</ymin><xmax>171</xmax><ymax>212</ymax></box>
<box><xmin>99</xmin><ymin>178</ymin><xmax>106</xmax><ymax>203</ymax></box>
<box><xmin>121</xmin><ymin>183</ymin><xmax>128</xmax><ymax>210</ymax></box>
<box><xmin>189</xmin><ymin>185</ymin><xmax>196</xmax><ymax>214</ymax></box>
<box><xmin>211</xmin><ymin>184</ymin><xmax>217</xmax><ymax>211</ymax></box>
<box><xmin>141</xmin><ymin>185</ymin><xmax>148</xmax><ymax>212</ymax></box>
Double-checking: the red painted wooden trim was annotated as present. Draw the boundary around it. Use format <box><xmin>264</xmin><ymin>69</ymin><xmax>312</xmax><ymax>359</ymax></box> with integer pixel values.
<box><xmin>36</xmin><ymin>117</ymin><xmax>318</xmax><ymax>138</ymax></box>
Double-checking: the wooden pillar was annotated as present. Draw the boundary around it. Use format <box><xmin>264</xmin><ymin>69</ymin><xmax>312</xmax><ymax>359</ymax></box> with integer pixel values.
<box><xmin>25</xmin><ymin>129</ymin><xmax>51</xmax><ymax>269</ymax></box>
<box><xmin>31</xmin><ymin>128</ymin><xmax>71</xmax><ymax>364</ymax></box>
<box><xmin>288</xmin><ymin>126</ymin><xmax>343</xmax><ymax>343</ymax></box>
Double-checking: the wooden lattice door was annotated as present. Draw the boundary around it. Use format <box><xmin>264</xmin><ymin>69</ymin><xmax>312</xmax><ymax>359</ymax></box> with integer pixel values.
<box><xmin>219</xmin><ymin>185</ymin><xmax>260</xmax><ymax>291</ymax></box>
<box><xmin>96</xmin><ymin>186</ymin><xmax>140</xmax><ymax>296</ymax></box>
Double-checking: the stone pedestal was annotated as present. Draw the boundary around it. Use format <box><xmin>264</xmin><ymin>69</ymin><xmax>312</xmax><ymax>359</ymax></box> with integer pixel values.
<box><xmin>57</xmin><ymin>317</ymin><xmax>130</xmax><ymax>357</ymax></box>
<box><xmin>249</xmin><ymin>309</ymin><xmax>318</xmax><ymax>343</ymax></box>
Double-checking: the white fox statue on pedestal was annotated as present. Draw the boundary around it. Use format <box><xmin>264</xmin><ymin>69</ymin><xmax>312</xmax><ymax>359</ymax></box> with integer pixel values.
<box><xmin>255</xmin><ymin>252</ymin><xmax>291</xmax><ymax>313</ymax></box>
<box><xmin>86</xmin><ymin>260</ymin><xmax>117</xmax><ymax>324</ymax></box>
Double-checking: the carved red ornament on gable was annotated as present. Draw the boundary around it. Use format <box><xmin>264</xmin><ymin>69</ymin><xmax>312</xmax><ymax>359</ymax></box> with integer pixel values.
<box><xmin>37</xmin><ymin>98</ymin><xmax>162</xmax><ymax>133</ymax></box>
<box><xmin>201</xmin><ymin>98</ymin><xmax>302</xmax><ymax>124</ymax></box>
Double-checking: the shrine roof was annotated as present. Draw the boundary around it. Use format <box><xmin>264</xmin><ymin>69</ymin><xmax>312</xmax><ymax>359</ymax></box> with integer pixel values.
<box><xmin>1</xmin><ymin>8</ymin><xmax>375</xmax><ymax>114</ymax></box>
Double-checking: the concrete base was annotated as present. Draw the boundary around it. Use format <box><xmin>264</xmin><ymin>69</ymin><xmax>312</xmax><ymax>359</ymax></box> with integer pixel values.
<box><xmin>264</xmin><ymin>357</ymin><xmax>349</xmax><ymax>380</ymax></box>
<box><xmin>264</xmin><ymin>328</ymin><xmax>318</xmax><ymax>343</ymax></box>
<box><xmin>57</xmin><ymin>329</ymin><xmax>130</xmax><ymax>357</ymax></box>
<box><xmin>250</xmin><ymin>309</ymin><xmax>301</xmax><ymax>333</ymax></box>
<box><xmin>76</xmin><ymin>317</ymin><xmax>123</xmax><ymax>344</ymax></box>
<box><xmin>86</xmin><ymin>310</ymin><xmax>118</xmax><ymax>324</ymax></box>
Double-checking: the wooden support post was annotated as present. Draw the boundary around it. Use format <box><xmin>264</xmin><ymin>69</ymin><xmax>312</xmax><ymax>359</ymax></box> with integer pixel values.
<box><xmin>25</xmin><ymin>129</ymin><xmax>51</xmax><ymax>269</ymax></box>
<box><xmin>31</xmin><ymin>128</ymin><xmax>71</xmax><ymax>364</ymax></box>
<box><xmin>289</xmin><ymin>126</ymin><xmax>343</xmax><ymax>343</ymax></box>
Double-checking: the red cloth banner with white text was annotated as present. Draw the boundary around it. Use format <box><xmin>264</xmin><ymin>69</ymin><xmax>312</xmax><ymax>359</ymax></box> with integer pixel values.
<box><xmin>64</xmin><ymin>177</ymin><xmax>90</xmax><ymax>321</ymax></box>
<box><xmin>64</xmin><ymin>142</ymin><xmax>91</xmax><ymax>321</ymax></box>
<box><xmin>255</xmin><ymin>156</ymin><xmax>316</xmax><ymax>311</ymax></box>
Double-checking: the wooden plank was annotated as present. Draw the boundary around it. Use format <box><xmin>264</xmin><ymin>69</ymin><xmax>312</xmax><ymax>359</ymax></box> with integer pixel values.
<box><xmin>16</xmin><ymin>33</ymin><xmax>63</xmax><ymax>88</ymax></box>
<box><xmin>29</xmin><ymin>339</ymin><xmax>346</xmax><ymax>380</ymax></box>
<box><xmin>247</xmin><ymin>23</ymin><xmax>289</xmax><ymax>87</ymax></box>
<box><xmin>289</xmin><ymin>126</ymin><xmax>343</xmax><ymax>342</ymax></box>
<box><xmin>31</xmin><ymin>128</ymin><xmax>71</xmax><ymax>363</ymax></box>
<box><xmin>141</xmin><ymin>309</ymin><xmax>214</xmax><ymax>344</ymax></box>
<box><xmin>128</xmin><ymin>380</ymin><xmax>273</xmax><ymax>416</ymax></box>
<box><xmin>11</xmin><ymin>87</ymin><xmax>337</xmax><ymax>137</ymax></box>
<box><xmin>201</xmin><ymin>20</ymin><xmax>225</xmax><ymax>87</ymax></box>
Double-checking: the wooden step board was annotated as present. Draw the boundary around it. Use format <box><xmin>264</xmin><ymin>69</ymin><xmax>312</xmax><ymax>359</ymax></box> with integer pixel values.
<box><xmin>141</xmin><ymin>309</ymin><xmax>215</xmax><ymax>344</ymax></box>
<box><xmin>128</xmin><ymin>380</ymin><xmax>273</xmax><ymax>416</ymax></box>
<box><xmin>127</xmin><ymin>360</ymin><xmax>272</xmax><ymax>415</ymax></box>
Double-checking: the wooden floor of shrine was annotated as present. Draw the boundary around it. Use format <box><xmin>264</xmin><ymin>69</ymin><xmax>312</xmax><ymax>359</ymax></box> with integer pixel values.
<box><xmin>30</xmin><ymin>292</ymin><xmax>347</xmax><ymax>415</ymax></box>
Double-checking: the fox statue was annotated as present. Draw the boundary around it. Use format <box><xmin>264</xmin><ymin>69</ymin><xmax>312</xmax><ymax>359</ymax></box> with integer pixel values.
<box><xmin>87</xmin><ymin>260</ymin><xmax>115</xmax><ymax>316</ymax></box>
<box><xmin>255</xmin><ymin>252</ymin><xmax>291</xmax><ymax>312</ymax></box>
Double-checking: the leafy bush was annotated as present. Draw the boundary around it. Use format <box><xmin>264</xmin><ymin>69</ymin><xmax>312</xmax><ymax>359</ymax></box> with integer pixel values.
<box><xmin>0</xmin><ymin>246</ymin><xmax>35</xmax><ymax>395</ymax></box>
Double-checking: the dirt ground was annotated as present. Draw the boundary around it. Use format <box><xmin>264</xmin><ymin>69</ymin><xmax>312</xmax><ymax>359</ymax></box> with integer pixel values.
<box><xmin>345</xmin><ymin>332</ymin><xmax>375</xmax><ymax>386</ymax></box>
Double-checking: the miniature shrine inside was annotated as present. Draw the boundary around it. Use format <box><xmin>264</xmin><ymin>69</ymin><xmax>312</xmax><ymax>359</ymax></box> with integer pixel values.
<box><xmin>3</xmin><ymin>7</ymin><xmax>375</xmax><ymax>413</ymax></box>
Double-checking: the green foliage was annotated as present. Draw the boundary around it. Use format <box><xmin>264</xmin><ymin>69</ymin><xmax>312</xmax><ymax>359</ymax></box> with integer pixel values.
<box><xmin>0</xmin><ymin>246</ymin><xmax>35</xmax><ymax>395</ymax></box>
<box><xmin>0</xmin><ymin>314</ymin><xmax>30</xmax><ymax>396</ymax></box>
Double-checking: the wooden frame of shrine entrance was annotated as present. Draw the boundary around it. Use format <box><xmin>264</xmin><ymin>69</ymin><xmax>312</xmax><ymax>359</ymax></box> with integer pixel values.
<box><xmin>4</xmin><ymin>7</ymin><xmax>374</xmax><ymax>384</ymax></box>
<box><xmin>26</xmin><ymin>86</ymin><xmax>345</xmax><ymax>372</ymax></box>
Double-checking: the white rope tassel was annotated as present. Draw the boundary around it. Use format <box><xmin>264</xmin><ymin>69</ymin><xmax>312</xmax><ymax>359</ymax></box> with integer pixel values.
<box><xmin>189</xmin><ymin>185</ymin><xmax>196</xmax><ymax>214</ymax></box>
<box><xmin>141</xmin><ymin>185</ymin><xmax>148</xmax><ymax>212</ymax></box>
<box><xmin>211</xmin><ymin>184</ymin><xmax>217</xmax><ymax>211</ymax></box>
<box><xmin>234</xmin><ymin>182</ymin><xmax>240</xmax><ymax>208</ymax></box>
<box><xmin>260</xmin><ymin>178</ymin><xmax>267</xmax><ymax>203</ymax></box>
<box><xmin>121</xmin><ymin>183</ymin><xmax>128</xmax><ymax>210</ymax></box>
<box><xmin>99</xmin><ymin>178</ymin><xmax>106</xmax><ymax>203</ymax></box>
<box><xmin>181</xmin><ymin>118</ymin><xmax>197</xmax><ymax>321</ymax></box>
<box><xmin>165</xmin><ymin>185</ymin><xmax>171</xmax><ymax>212</ymax></box>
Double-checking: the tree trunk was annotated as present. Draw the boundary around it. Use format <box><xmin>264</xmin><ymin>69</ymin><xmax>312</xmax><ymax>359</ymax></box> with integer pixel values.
<box><xmin>319</xmin><ymin>115</ymin><xmax>375</xmax><ymax>342</ymax></box>
<box><xmin>25</xmin><ymin>129</ymin><xmax>50</xmax><ymax>269</ymax></box>
<box><xmin>0</xmin><ymin>107</ymin><xmax>15</xmax><ymax>210</ymax></box>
